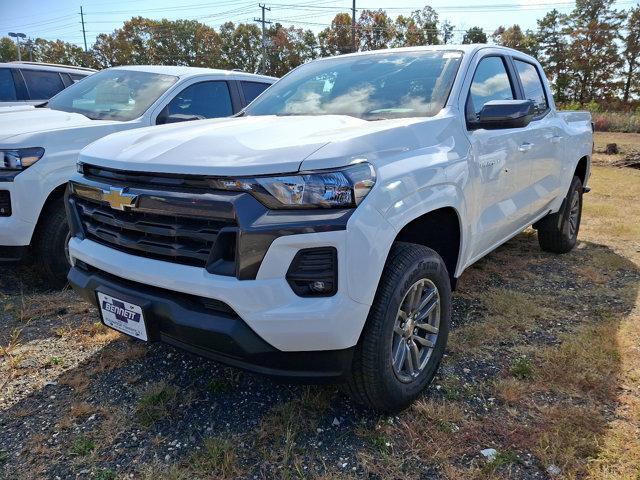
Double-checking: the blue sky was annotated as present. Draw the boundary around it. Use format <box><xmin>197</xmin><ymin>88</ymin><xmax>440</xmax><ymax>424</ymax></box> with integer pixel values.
<box><xmin>0</xmin><ymin>0</ymin><xmax>636</xmax><ymax>48</ymax></box>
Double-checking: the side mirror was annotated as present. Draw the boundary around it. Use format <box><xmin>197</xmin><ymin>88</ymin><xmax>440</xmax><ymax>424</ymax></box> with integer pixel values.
<box><xmin>471</xmin><ymin>100</ymin><xmax>535</xmax><ymax>130</ymax></box>
<box><xmin>156</xmin><ymin>113</ymin><xmax>205</xmax><ymax>125</ymax></box>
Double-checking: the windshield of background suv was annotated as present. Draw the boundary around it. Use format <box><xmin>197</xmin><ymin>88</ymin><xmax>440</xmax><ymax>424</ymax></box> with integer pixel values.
<box><xmin>47</xmin><ymin>69</ymin><xmax>178</xmax><ymax>121</ymax></box>
<box><xmin>245</xmin><ymin>50</ymin><xmax>463</xmax><ymax>120</ymax></box>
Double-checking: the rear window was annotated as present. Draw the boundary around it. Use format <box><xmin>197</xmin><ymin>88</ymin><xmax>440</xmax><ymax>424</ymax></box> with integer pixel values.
<box><xmin>241</xmin><ymin>81</ymin><xmax>271</xmax><ymax>104</ymax></box>
<box><xmin>21</xmin><ymin>70</ymin><xmax>65</xmax><ymax>100</ymax></box>
<box><xmin>514</xmin><ymin>60</ymin><xmax>549</xmax><ymax>116</ymax></box>
<box><xmin>0</xmin><ymin>68</ymin><xmax>17</xmax><ymax>101</ymax></box>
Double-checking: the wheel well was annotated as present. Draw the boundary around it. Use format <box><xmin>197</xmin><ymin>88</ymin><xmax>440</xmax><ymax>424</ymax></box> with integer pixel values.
<box><xmin>32</xmin><ymin>184</ymin><xmax>67</xmax><ymax>244</ymax></box>
<box><xmin>394</xmin><ymin>207</ymin><xmax>461</xmax><ymax>288</ymax></box>
<box><xmin>575</xmin><ymin>156</ymin><xmax>589</xmax><ymax>185</ymax></box>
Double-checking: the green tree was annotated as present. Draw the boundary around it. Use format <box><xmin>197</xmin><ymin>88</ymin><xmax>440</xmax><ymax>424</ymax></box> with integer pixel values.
<box><xmin>218</xmin><ymin>22</ymin><xmax>261</xmax><ymax>72</ymax></box>
<box><xmin>318</xmin><ymin>13</ymin><xmax>353</xmax><ymax>56</ymax></box>
<box><xmin>0</xmin><ymin>37</ymin><xmax>17</xmax><ymax>62</ymax></box>
<box><xmin>462</xmin><ymin>27</ymin><xmax>487</xmax><ymax>44</ymax></box>
<box><xmin>621</xmin><ymin>6</ymin><xmax>640</xmax><ymax>102</ymax></box>
<box><xmin>564</xmin><ymin>0</ymin><xmax>624</xmax><ymax>103</ymax></box>
<box><xmin>358</xmin><ymin>9</ymin><xmax>394</xmax><ymax>51</ymax></box>
<box><xmin>440</xmin><ymin>20</ymin><xmax>454</xmax><ymax>44</ymax></box>
<box><xmin>92</xmin><ymin>17</ymin><xmax>157</xmax><ymax>67</ymax></box>
<box><xmin>537</xmin><ymin>9</ymin><xmax>571</xmax><ymax>103</ymax></box>
<box><xmin>31</xmin><ymin>39</ymin><xmax>91</xmax><ymax>67</ymax></box>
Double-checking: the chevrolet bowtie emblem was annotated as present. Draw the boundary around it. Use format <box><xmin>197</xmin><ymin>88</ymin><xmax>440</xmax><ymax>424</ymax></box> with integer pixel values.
<box><xmin>102</xmin><ymin>187</ymin><xmax>138</xmax><ymax>211</ymax></box>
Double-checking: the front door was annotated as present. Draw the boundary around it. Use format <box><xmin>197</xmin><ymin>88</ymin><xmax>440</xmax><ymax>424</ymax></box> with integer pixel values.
<box><xmin>465</xmin><ymin>55</ymin><xmax>533</xmax><ymax>260</ymax></box>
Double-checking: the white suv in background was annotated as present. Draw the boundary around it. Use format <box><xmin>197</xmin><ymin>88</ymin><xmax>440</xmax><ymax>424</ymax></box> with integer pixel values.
<box><xmin>0</xmin><ymin>62</ymin><xmax>96</xmax><ymax>108</ymax></box>
<box><xmin>0</xmin><ymin>65</ymin><xmax>275</xmax><ymax>284</ymax></box>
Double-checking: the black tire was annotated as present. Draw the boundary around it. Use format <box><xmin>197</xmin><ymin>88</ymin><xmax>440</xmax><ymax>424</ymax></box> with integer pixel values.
<box><xmin>345</xmin><ymin>242</ymin><xmax>451</xmax><ymax>412</ymax></box>
<box><xmin>537</xmin><ymin>176</ymin><xmax>583</xmax><ymax>254</ymax></box>
<box><xmin>35</xmin><ymin>198</ymin><xmax>71</xmax><ymax>288</ymax></box>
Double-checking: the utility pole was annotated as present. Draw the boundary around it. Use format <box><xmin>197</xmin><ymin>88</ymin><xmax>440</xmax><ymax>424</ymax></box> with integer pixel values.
<box><xmin>351</xmin><ymin>0</ymin><xmax>356</xmax><ymax>53</ymax></box>
<box><xmin>8</xmin><ymin>32</ymin><xmax>26</xmax><ymax>61</ymax></box>
<box><xmin>26</xmin><ymin>38</ymin><xmax>33</xmax><ymax>61</ymax></box>
<box><xmin>80</xmin><ymin>6</ymin><xmax>88</xmax><ymax>53</ymax></box>
<box><xmin>254</xmin><ymin>3</ymin><xmax>271</xmax><ymax>74</ymax></box>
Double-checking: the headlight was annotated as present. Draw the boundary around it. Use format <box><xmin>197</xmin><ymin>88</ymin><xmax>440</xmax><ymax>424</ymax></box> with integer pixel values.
<box><xmin>212</xmin><ymin>163</ymin><xmax>376</xmax><ymax>209</ymax></box>
<box><xmin>1</xmin><ymin>148</ymin><xmax>45</xmax><ymax>170</ymax></box>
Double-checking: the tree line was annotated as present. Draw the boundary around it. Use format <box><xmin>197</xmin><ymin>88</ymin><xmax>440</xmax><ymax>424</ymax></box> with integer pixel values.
<box><xmin>1</xmin><ymin>0</ymin><xmax>638</xmax><ymax>107</ymax></box>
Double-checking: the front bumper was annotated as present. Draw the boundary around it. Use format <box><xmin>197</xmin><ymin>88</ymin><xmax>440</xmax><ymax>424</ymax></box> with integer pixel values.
<box><xmin>68</xmin><ymin>262</ymin><xmax>355</xmax><ymax>381</ymax></box>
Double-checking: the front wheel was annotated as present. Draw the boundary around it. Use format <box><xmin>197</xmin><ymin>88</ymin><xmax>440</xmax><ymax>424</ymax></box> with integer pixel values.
<box><xmin>537</xmin><ymin>175</ymin><xmax>583</xmax><ymax>254</ymax></box>
<box><xmin>345</xmin><ymin>242</ymin><xmax>451</xmax><ymax>412</ymax></box>
<box><xmin>35</xmin><ymin>199</ymin><xmax>71</xmax><ymax>288</ymax></box>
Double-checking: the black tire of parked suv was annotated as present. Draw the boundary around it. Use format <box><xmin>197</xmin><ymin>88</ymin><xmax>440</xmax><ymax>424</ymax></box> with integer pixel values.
<box><xmin>537</xmin><ymin>175</ymin><xmax>583</xmax><ymax>254</ymax></box>
<box><xmin>345</xmin><ymin>242</ymin><xmax>451</xmax><ymax>412</ymax></box>
<box><xmin>35</xmin><ymin>198</ymin><xmax>71</xmax><ymax>288</ymax></box>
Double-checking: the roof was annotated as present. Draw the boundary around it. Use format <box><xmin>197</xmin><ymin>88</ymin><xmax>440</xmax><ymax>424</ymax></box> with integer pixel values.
<box><xmin>2</xmin><ymin>61</ymin><xmax>96</xmax><ymax>73</ymax></box>
<box><xmin>316</xmin><ymin>44</ymin><xmax>536</xmax><ymax>62</ymax></box>
<box><xmin>109</xmin><ymin>65</ymin><xmax>277</xmax><ymax>82</ymax></box>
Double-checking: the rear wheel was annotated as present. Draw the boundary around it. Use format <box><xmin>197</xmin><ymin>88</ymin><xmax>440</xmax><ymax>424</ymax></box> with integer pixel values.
<box><xmin>537</xmin><ymin>176</ymin><xmax>583</xmax><ymax>254</ymax></box>
<box><xmin>35</xmin><ymin>199</ymin><xmax>71</xmax><ymax>288</ymax></box>
<box><xmin>345</xmin><ymin>242</ymin><xmax>451</xmax><ymax>412</ymax></box>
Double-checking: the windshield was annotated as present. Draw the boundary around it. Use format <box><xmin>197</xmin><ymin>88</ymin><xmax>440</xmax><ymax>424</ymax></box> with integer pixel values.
<box><xmin>47</xmin><ymin>69</ymin><xmax>178</xmax><ymax>121</ymax></box>
<box><xmin>245</xmin><ymin>50</ymin><xmax>462</xmax><ymax>120</ymax></box>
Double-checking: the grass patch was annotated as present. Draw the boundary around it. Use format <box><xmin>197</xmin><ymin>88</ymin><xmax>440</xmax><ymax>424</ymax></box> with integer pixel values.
<box><xmin>70</xmin><ymin>436</ymin><xmax>95</xmax><ymax>456</ymax></box>
<box><xmin>509</xmin><ymin>357</ymin><xmax>534</xmax><ymax>381</ymax></box>
<box><xmin>190</xmin><ymin>437</ymin><xmax>238</xmax><ymax>478</ymax></box>
<box><xmin>94</xmin><ymin>468</ymin><xmax>117</xmax><ymax>480</ymax></box>
<box><xmin>206</xmin><ymin>378</ymin><xmax>233</xmax><ymax>394</ymax></box>
<box><xmin>136</xmin><ymin>381</ymin><xmax>180</xmax><ymax>427</ymax></box>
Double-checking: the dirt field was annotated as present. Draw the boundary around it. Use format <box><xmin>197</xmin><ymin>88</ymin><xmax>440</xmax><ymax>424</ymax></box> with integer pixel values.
<box><xmin>1</xmin><ymin>132</ymin><xmax>639</xmax><ymax>480</ymax></box>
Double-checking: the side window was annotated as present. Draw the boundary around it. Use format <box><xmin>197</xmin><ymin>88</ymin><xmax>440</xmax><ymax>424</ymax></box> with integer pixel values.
<box><xmin>0</xmin><ymin>68</ymin><xmax>17</xmax><ymax>101</ymax></box>
<box><xmin>60</xmin><ymin>73</ymin><xmax>73</xmax><ymax>88</ymax></box>
<box><xmin>514</xmin><ymin>60</ymin><xmax>549</xmax><ymax>116</ymax></box>
<box><xmin>467</xmin><ymin>56</ymin><xmax>515</xmax><ymax>122</ymax></box>
<box><xmin>165</xmin><ymin>81</ymin><xmax>233</xmax><ymax>119</ymax></box>
<box><xmin>241</xmin><ymin>81</ymin><xmax>271</xmax><ymax>104</ymax></box>
<box><xmin>70</xmin><ymin>73</ymin><xmax>87</xmax><ymax>82</ymax></box>
<box><xmin>21</xmin><ymin>70</ymin><xmax>65</xmax><ymax>99</ymax></box>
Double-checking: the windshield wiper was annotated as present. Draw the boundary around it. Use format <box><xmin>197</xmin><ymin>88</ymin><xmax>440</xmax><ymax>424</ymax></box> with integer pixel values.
<box><xmin>35</xmin><ymin>102</ymin><xmax>48</xmax><ymax>108</ymax></box>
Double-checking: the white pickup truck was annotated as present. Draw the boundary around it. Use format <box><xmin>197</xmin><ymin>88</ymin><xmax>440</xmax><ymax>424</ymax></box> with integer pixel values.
<box><xmin>66</xmin><ymin>45</ymin><xmax>592</xmax><ymax>411</ymax></box>
<box><xmin>0</xmin><ymin>66</ymin><xmax>275</xmax><ymax>284</ymax></box>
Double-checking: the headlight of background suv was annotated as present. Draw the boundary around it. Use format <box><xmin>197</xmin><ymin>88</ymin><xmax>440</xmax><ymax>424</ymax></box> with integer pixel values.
<box><xmin>212</xmin><ymin>162</ymin><xmax>376</xmax><ymax>209</ymax></box>
<box><xmin>1</xmin><ymin>148</ymin><xmax>45</xmax><ymax>170</ymax></box>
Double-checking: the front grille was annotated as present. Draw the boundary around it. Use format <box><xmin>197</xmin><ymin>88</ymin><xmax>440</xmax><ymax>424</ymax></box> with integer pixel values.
<box><xmin>74</xmin><ymin>197</ymin><xmax>233</xmax><ymax>268</ymax></box>
<box><xmin>0</xmin><ymin>191</ymin><xmax>10</xmax><ymax>216</ymax></box>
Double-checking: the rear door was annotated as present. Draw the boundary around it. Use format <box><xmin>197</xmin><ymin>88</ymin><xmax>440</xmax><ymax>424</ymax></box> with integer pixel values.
<box><xmin>239</xmin><ymin>80</ymin><xmax>272</xmax><ymax>106</ymax></box>
<box><xmin>511</xmin><ymin>57</ymin><xmax>564</xmax><ymax>219</ymax></box>
<box><xmin>464</xmin><ymin>54</ymin><xmax>534</xmax><ymax>259</ymax></box>
<box><xmin>20</xmin><ymin>69</ymin><xmax>66</xmax><ymax>102</ymax></box>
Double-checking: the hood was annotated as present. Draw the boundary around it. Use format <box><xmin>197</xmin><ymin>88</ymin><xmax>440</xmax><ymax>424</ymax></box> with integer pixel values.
<box><xmin>80</xmin><ymin>115</ymin><xmax>425</xmax><ymax>176</ymax></box>
<box><xmin>0</xmin><ymin>108</ymin><xmax>119</xmax><ymax>141</ymax></box>
<box><xmin>0</xmin><ymin>104</ymin><xmax>36</xmax><ymax>114</ymax></box>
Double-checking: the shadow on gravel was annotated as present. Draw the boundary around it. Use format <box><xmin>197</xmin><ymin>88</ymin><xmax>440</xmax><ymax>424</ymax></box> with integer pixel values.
<box><xmin>1</xmin><ymin>232</ymin><xmax>639</xmax><ymax>478</ymax></box>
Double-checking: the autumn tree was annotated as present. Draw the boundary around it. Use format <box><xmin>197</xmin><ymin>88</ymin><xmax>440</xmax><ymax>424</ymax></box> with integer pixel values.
<box><xmin>411</xmin><ymin>6</ymin><xmax>440</xmax><ymax>45</ymax></box>
<box><xmin>358</xmin><ymin>9</ymin><xmax>394</xmax><ymax>51</ymax></box>
<box><xmin>318</xmin><ymin>13</ymin><xmax>354</xmax><ymax>56</ymax></box>
<box><xmin>564</xmin><ymin>0</ymin><xmax>624</xmax><ymax>103</ymax></box>
<box><xmin>492</xmin><ymin>25</ymin><xmax>539</xmax><ymax>56</ymax></box>
<box><xmin>265</xmin><ymin>24</ymin><xmax>317</xmax><ymax>77</ymax></box>
<box><xmin>393</xmin><ymin>15</ymin><xmax>424</xmax><ymax>47</ymax></box>
<box><xmin>462</xmin><ymin>27</ymin><xmax>487</xmax><ymax>44</ymax></box>
<box><xmin>621</xmin><ymin>6</ymin><xmax>640</xmax><ymax>102</ymax></box>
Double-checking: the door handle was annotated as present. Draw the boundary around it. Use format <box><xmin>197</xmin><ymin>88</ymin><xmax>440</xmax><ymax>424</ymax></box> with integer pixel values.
<box><xmin>518</xmin><ymin>142</ymin><xmax>534</xmax><ymax>152</ymax></box>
